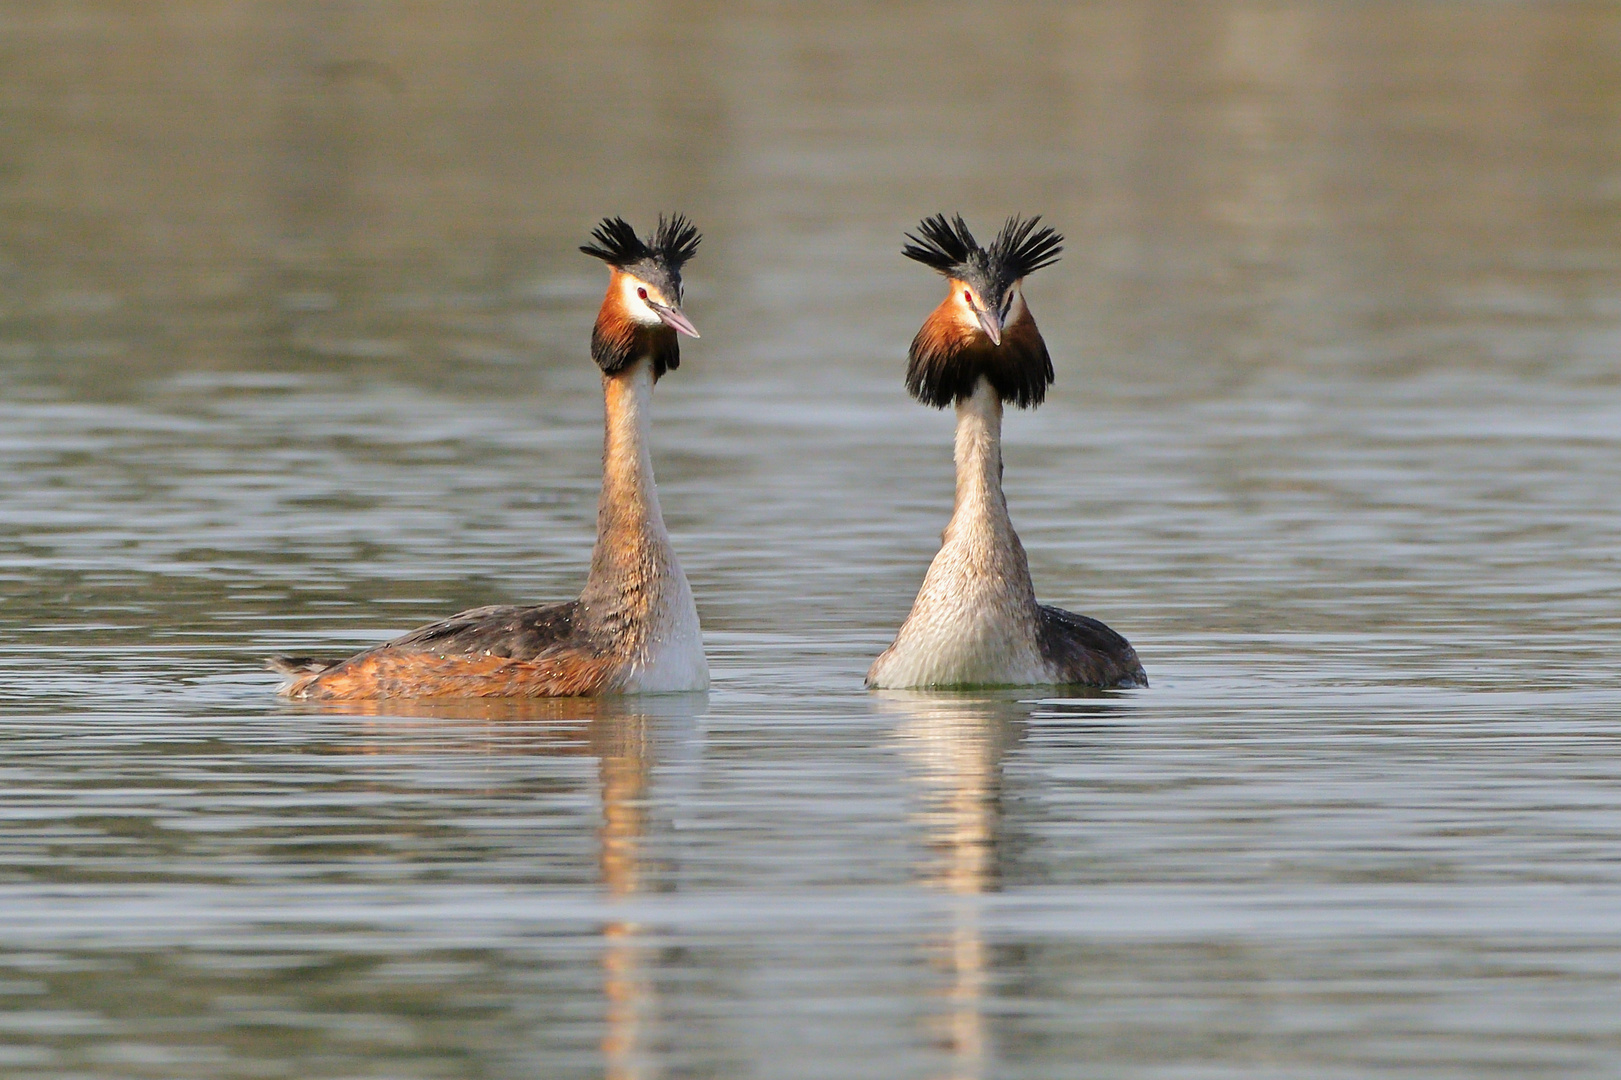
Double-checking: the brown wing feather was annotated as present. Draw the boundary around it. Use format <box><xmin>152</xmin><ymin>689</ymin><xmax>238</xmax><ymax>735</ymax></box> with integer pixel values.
<box><xmin>1037</xmin><ymin>605</ymin><xmax>1147</xmax><ymax>688</ymax></box>
<box><xmin>385</xmin><ymin>602</ymin><xmax>583</xmax><ymax>658</ymax></box>
<box><xmin>276</xmin><ymin>601</ymin><xmax>619</xmax><ymax>700</ymax></box>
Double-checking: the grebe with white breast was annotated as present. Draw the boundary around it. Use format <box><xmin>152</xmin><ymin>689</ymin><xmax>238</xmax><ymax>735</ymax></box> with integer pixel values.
<box><xmin>867</xmin><ymin>214</ymin><xmax>1145</xmax><ymax>690</ymax></box>
<box><xmin>271</xmin><ymin>215</ymin><xmax>709</xmax><ymax>699</ymax></box>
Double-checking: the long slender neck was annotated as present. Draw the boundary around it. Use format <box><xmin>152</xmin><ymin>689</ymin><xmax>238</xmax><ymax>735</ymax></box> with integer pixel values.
<box><xmin>948</xmin><ymin>379</ymin><xmax>1013</xmax><ymax>537</ymax></box>
<box><xmin>583</xmin><ymin>358</ymin><xmax>672</xmax><ymax>600</ymax></box>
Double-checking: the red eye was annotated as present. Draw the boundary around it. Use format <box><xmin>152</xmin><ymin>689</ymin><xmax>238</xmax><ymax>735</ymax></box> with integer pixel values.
<box><xmin>964</xmin><ymin>290</ymin><xmax>973</xmax><ymax>304</ymax></box>
<box><xmin>637</xmin><ymin>287</ymin><xmax>649</xmax><ymax>300</ymax></box>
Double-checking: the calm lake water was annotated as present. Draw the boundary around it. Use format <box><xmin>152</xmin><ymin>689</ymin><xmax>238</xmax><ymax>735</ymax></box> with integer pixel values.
<box><xmin>4</xmin><ymin>3</ymin><xmax>1621</xmax><ymax>1077</ymax></box>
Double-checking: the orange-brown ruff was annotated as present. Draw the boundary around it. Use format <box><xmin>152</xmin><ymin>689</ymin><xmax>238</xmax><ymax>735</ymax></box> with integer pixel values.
<box><xmin>271</xmin><ymin>215</ymin><xmax>708</xmax><ymax>700</ymax></box>
<box><xmin>867</xmin><ymin>213</ymin><xmax>1145</xmax><ymax>690</ymax></box>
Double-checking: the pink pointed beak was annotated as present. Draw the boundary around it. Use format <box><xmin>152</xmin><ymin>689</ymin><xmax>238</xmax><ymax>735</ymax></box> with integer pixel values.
<box><xmin>974</xmin><ymin>305</ymin><xmax>1002</xmax><ymax>346</ymax></box>
<box><xmin>652</xmin><ymin>303</ymin><xmax>700</xmax><ymax>338</ymax></box>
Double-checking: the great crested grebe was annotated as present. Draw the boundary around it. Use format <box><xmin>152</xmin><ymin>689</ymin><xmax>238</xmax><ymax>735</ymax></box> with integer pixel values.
<box><xmin>867</xmin><ymin>214</ymin><xmax>1146</xmax><ymax>691</ymax></box>
<box><xmin>270</xmin><ymin>215</ymin><xmax>709</xmax><ymax>699</ymax></box>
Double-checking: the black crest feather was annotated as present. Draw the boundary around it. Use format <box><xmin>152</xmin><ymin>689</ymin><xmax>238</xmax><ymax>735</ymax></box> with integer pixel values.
<box><xmin>580</xmin><ymin>214</ymin><xmax>701</xmax><ymax>272</ymax></box>
<box><xmin>902</xmin><ymin>214</ymin><xmax>977</xmax><ymax>275</ymax></box>
<box><xmin>580</xmin><ymin>216</ymin><xmax>648</xmax><ymax>267</ymax></box>
<box><xmin>901</xmin><ymin>213</ymin><xmax>1062</xmax><ymax>282</ymax></box>
<box><xmin>987</xmin><ymin>215</ymin><xmax>1062</xmax><ymax>279</ymax></box>
<box><xmin>650</xmin><ymin>213</ymin><xmax>701</xmax><ymax>270</ymax></box>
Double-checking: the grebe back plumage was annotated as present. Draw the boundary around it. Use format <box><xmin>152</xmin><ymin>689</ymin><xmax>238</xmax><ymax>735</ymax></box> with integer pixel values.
<box><xmin>271</xmin><ymin>215</ymin><xmax>709</xmax><ymax>699</ymax></box>
<box><xmin>867</xmin><ymin>214</ymin><xmax>1145</xmax><ymax>690</ymax></box>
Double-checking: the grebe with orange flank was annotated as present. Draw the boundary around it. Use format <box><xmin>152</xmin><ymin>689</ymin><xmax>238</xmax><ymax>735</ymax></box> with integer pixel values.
<box><xmin>270</xmin><ymin>215</ymin><xmax>709</xmax><ymax>699</ymax></box>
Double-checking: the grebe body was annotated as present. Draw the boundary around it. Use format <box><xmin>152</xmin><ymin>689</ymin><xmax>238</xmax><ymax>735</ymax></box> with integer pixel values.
<box><xmin>272</xmin><ymin>216</ymin><xmax>708</xmax><ymax>700</ymax></box>
<box><xmin>868</xmin><ymin>214</ymin><xmax>1144</xmax><ymax>691</ymax></box>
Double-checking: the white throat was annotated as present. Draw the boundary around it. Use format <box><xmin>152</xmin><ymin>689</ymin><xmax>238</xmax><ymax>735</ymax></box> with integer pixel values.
<box><xmin>868</xmin><ymin>379</ymin><xmax>1046</xmax><ymax>688</ymax></box>
<box><xmin>952</xmin><ymin>379</ymin><xmax>1010</xmax><ymax>534</ymax></box>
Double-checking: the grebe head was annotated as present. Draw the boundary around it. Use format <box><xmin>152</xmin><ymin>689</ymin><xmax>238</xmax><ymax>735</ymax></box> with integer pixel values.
<box><xmin>581</xmin><ymin>215</ymin><xmax>702</xmax><ymax>379</ymax></box>
<box><xmin>901</xmin><ymin>213</ymin><xmax>1063</xmax><ymax>409</ymax></box>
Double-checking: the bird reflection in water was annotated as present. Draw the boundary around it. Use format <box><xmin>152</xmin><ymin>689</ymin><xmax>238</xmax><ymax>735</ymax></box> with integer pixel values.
<box><xmin>880</xmin><ymin>692</ymin><xmax>1028</xmax><ymax>1079</ymax></box>
<box><xmin>883</xmin><ymin>692</ymin><xmax>1122</xmax><ymax>1078</ymax></box>
<box><xmin>595</xmin><ymin>700</ymin><xmax>659</xmax><ymax>1080</ymax></box>
<box><xmin>285</xmin><ymin>692</ymin><xmax>702</xmax><ymax>1080</ymax></box>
